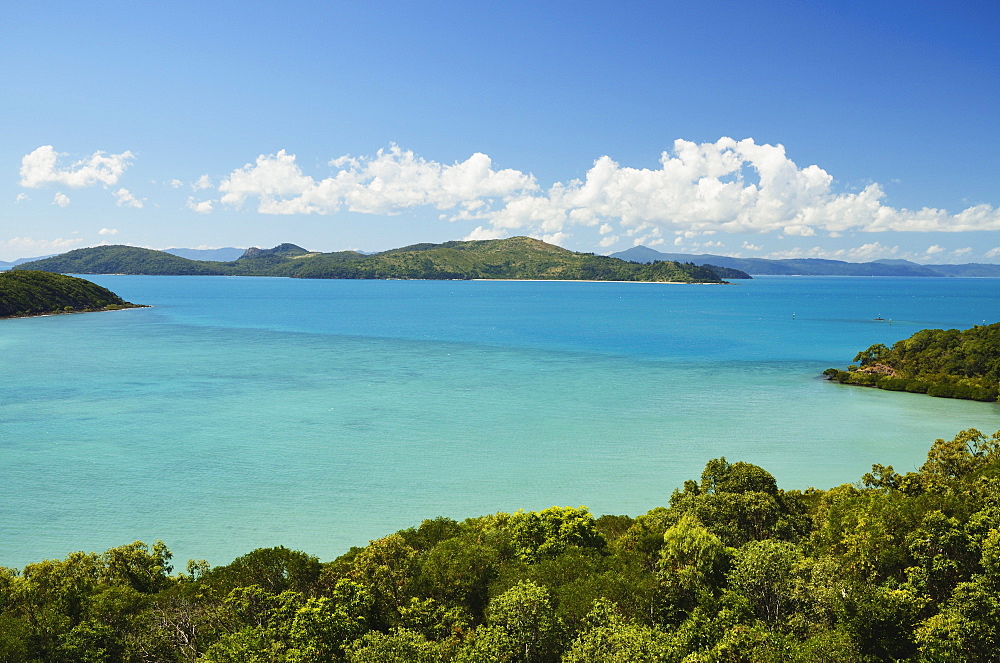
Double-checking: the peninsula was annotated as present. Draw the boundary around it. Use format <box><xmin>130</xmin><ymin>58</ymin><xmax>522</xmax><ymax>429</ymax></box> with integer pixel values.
<box><xmin>14</xmin><ymin>237</ymin><xmax>749</xmax><ymax>284</ymax></box>
<box><xmin>0</xmin><ymin>270</ymin><xmax>143</xmax><ymax>319</ymax></box>
<box><xmin>824</xmin><ymin>322</ymin><xmax>1000</xmax><ymax>401</ymax></box>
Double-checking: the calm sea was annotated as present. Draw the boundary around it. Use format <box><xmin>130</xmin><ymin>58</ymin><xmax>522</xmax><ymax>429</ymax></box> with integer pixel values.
<box><xmin>2</xmin><ymin>275</ymin><xmax>999</xmax><ymax>568</ymax></box>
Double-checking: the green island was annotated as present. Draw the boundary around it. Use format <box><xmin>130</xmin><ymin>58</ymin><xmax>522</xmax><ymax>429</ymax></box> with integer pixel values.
<box><xmin>3</xmin><ymin>429</ymin><xmax>1000</xmax><ymax>662</ymax></box>
<box><xmin>824</xmin><ymin>323</ymin><xmax>1000</xmax><ymax>402</ymax></box>
<box><xmin>13</xmin><ymin>237</ymin><xmax>749</xmax><ymax>283</ymax></box>
<box><xmin>0</xmin><ymin>270</ymin><xmax>143</xmax><ymax>319</ymax></box>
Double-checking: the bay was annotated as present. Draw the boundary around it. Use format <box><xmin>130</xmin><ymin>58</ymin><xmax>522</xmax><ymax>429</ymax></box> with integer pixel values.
<box><xmin>2</xmin><ymin>275</ymin><xmax>999</xmax><ymax>569</ymax></box>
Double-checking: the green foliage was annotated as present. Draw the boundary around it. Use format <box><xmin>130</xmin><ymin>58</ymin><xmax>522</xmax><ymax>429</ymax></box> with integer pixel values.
<box><xmin>828</xmin><ymin>323</ymin><xmax>1000</xmax><ymax>402</ymax></box>
<box><xmin>15</xmin><ymin>245</ymin><xmax>229</xmax><ymax>276</ymax></box>
<box><xmin>15</xmin><ymin>237</ymin><xmax>731</xmax><ymax>283</ymax></box>
<box><xmin>346</xmin><ymin>627</ymin><xmax>445</xmax><ymax>662</ymax></box>
<box><xmin>200</xmin><ymin>546</ymin><xmax>321</xmax><ymax>596</ymax></box>
<box><xmin>0</xmin><ymin>270</ymin><xmax>140</xmax><ymax>318</ymax></box>
<box><xmin>6</xmin><ymin>431</ymin><xmax>1000</xmax><ymax>661</ymax></box>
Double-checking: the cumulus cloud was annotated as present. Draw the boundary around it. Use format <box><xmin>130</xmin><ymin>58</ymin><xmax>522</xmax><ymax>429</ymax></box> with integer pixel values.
<box><xmin>192</xmin><ymin>175</ymin><xmax>213</xmax><ymax>191</ymax></box>
<box><xmin>113</xmin><ymin>188</ymin><xmax>143</xmax><ymax>208</ymax></box>
<box><xmin>986</xmin><ymin>247</ymin><xmax>1000</xmax><ymax>258</ymax></box>
<box><xmin>52</xmin><ymin>192</ymin><xmax>70</xmax><ymax>207</ymax></box>
<box><xmin>925</xmin><ymin>244</ymin><xmax>946</xmax><ymax>255</ymax></box>
<box><xmin>202</xmin><ymin>140</ymin><xmax>999</xmax><ymax>248</ymax></box>
<box><xmin>168</xmin><ymin>179</ymin><xmax>184</xmax><ymax>188</ymax></box>
<box><xmin>20</xmin><ymin>145</ymin><xmax>134</xmax><ymax>189</ymax></box>
<box><xmin>765</xmin><ymin>242</ymin><xmax>900</xmax><ymax>261</ymax></box>
<box><xmin>480</xmin><ymin>138</ymin><xmax>1000</xmax><ymax>239</ymax></box>
<box><xmin>187</xmin><ymin>197</ymin><xmax>213</xmax><ymax>213</ymax></box>
<box><xmin>218</xmin><ymin>145</ymin><xmax>538</xmax><ymax>216</ymax></box>
<box><xmin>15</xmin><ymin>193</ymin><xmax>28</xmax><ymax>203</ymax></box>
<box><xmin>1</xmin><ymin>236</ymin><xmax>83</xmax><ymax>259</ymax></box>
<box><xmin>98</xmin><ymin>228</ymin><xmax>118</xmax><ymax>235</ymax></box>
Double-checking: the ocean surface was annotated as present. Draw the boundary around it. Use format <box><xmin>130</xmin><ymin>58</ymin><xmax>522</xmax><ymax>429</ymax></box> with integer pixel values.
<box><xmin>2</xmin><ymin>275</ymin><xmax>999</xmax><ymax>569</ymax></box>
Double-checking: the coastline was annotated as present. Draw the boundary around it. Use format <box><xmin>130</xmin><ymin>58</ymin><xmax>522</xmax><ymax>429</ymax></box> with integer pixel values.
<box><xmin>472</xmin><ymin>278</ymin><xmax>728</xmax><ymax>284</ymax></box>
<box><xmin>0</xmin><ymin>304</ymin><xmax>148</xmax><ymax>321</ymax></box>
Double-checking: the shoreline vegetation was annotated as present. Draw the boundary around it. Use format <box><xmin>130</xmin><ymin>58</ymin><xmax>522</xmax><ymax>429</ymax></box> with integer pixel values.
<box><xmin>824</xmin><ymin>322</ymin><xmax>1000</xmax><ymax>402</ymax></box>
<box><xmin>0</xmin><ymin>270</ymin><xmax>144</xmax><ymax>320</ymax></box>
<box><xmin>13</xmin><ymin>237</ymin><xmax>750</xmax><ymax>284</ymax></box>
<box><xmin>2</xmin><ymin>428</ymin><xmax>999</xmax><ymax>661</ymax></box>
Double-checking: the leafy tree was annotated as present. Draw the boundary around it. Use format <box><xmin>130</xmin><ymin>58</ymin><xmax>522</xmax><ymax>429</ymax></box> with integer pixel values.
<box><xmin>472</xmin><ymin>581</ymin><xmax>561</xmax><ymax>663</ymax></box>
<box><xmin>562</xmin><ymin>599</ymin><xmax>677</xmax><ymax>662</ymax></box>
<box><xmin>346</xmin><ymin>627</ymin><xmax>445</xmax><ymax>663</ymax></box>
<box><xmin>201</xmin><ymin>547</ymin><xmax>321</xmax><ymax>596</ymax></box>
<box><xmin>725</xmin><ymin>539</ymin><xmax>804</xmax><ymax>625</ymax></box>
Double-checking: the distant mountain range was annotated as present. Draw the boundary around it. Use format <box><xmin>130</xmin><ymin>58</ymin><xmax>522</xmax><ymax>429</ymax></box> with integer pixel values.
<box><xmin>610</xmin><ymin>246</ymin><xmax>1000</xmax><ymax>277</ymax></box>
<box><xmin>0</xmin><ymin>255</ymin><xmax>56</xmax><ymax>271</ymax></box>
<box><xmin>13</xmin><ymin>237</ymin><xmax>736</xmax><ymax>283</ymax></box>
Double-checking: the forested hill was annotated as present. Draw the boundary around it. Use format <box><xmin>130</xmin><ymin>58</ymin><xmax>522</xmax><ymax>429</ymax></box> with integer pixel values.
<box><xmin>0</xmin><ymin>270</ymin><xmax>141</xmax><ymax>318</ymax></box>
<box><xmin>3</xmin><ymin>428</ymin><xmax>1000</xmax><ymax>661</ymax></box>
<box><xmin>825</xmin><ymin>322</ymin><xmax>1000</xmax><ymax>401</ymax></box>
<box><xmin>15</xmin><ymin>237</ymin><xmax>743</xmax><ymax>283</ymax></box>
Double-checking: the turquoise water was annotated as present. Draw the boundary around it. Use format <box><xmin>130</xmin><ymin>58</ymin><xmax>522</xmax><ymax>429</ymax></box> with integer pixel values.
<box><xmin>2</xmin><ymin>275</ymin><xmax>999</xmax><ymax>569</ymax></box>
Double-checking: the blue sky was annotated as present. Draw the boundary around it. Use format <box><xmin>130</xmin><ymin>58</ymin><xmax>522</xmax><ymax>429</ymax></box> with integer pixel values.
<box><xmin>3</xmin><ymin>0</ymin><xmax>998</xmax><ymax>262</ymax></box>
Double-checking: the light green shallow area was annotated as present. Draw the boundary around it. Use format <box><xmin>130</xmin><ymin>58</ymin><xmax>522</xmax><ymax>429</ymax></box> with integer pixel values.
<box><xmin>2</xmin><ymin>276</ymin><xmax>998</xmax><ymax>568</ymax></box>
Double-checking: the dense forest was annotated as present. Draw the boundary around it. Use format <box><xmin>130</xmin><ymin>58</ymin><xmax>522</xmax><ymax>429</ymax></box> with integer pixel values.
<box><xmin>0</xmin><ymin>271</ymin><xmax>141</xmax><ymax>318</ymax></box>
<box><xmin>14</xmin><ymin>237</ymin><xmax>746</xmax><ymax>284</ymax></box>
<box><xmin>825</xmin><ymin>322</ymin><xmax>1000</xmax><ymax>402</ymax></box>
<box><xmin>3</xmin><ymin>428</ymin><xmax>1000</xmax><ymax>662</ymax></box>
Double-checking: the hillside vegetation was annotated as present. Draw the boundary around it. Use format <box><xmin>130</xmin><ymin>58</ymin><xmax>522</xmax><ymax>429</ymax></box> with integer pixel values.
<box><xmin>825</xmin><ymin>323</ymin><xmax>1000</xmax><ymax>401</ymax></box>
<box><xmin>0</xmin><ymin>270</ymin><xmax>141</xmax><ymax>318</ymax></box>
<box><xmin>15</xmin><ymin>238</ymin><xmax>741</xmax><ymax>283</ymax></box>
<box><xmin>2</xmin><ymin>429</ymin><xmax>1000</xmax><ymax>661</ymax></box>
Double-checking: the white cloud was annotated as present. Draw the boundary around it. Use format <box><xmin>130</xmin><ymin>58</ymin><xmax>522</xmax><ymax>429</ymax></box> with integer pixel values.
<box><xmin>203</xmin><ymin>140</ymin><xmax>1000</xmax><ymax>248</ymax></box>
<box><xmin>463</xmin><ymin>225</ymin><xmax>506</xmax><ymax>240</ymax></box>
<box><xmin>52</xmin><ymin>192</ymin><xmax>70</xmax><ymax>207</ymax></box>
<box><xmin>742</xmin><ymin>242</ymin><xmax>764</xmax><ymax>252</ymax></box>
<box><xmin>168</xmin><ymin>179</ymin><xmax>184</xmax><ymax>188</ymax></box>
<box><xmin>1</xmin><ymin>236</ymin><xmax>83</xmax><ymax>260</ymax></box>
<box><xmin>186</xmin><ymin>197</ymin><xmax>214</xmax><ymax>213</ymax></box>
<box><xmin>20</xmin><ymin>145</ymin><xmax>134</xmax><ymax>189</ymax></box>
<box><xmin>985</xmin><ymin>247</ymin><xmax>1000</xmax><ymax>258</ymax></box>
<box><xmin>113</xmin><ymin>188</ymin><xmax>143</xmax><ymax>208</ymax></box>
<box><xmin>98</xmin><ymin>228</ymin><xmax>118</xmax><ymax>235</ymax></box>
<box><xmin>925</xmin><ymin>244</ymin><xmax>946</xmax><ymax>255</ymax></box>
<box><xmin>192</xmin><ymin>174</ymin><xmax>213</xmax><ymax>191</ymax></box>
<box><xmin>448</xmin><ymin>138</ymin><xmax>1000</xmax><ymax>240</ymax></box>
<box><xmin>538</xmin><ymin>231</ymin><xmax>571</xmax><ymax>246</ymax></box>
<box><xmin>953</xmin><ymin>247</ymin><xmax>972</xmax><ymax>256</ymax></box>
<box><xmin>765</xmin><ymin>242</ymin><xmax>900</xmax><ymax>261</ymax></box>
<box><xmin>218</xmin><ymin>145</ymin><xmax>538</xmax><ymax>216</ymax></box>
<box><xmin>15</xmin><ymin>193</ymin><xmax>28</xmax><ymax>203</ymax></box>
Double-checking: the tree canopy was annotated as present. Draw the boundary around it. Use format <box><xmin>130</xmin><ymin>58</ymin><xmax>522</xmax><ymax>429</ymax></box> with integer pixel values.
<box><xmin>0</xmin><ymin>270</ymin><xmax>141</xmax><ymax>318</ymax></box>
<box><xmin>15</xmin><ymin>237</ymin><xmax>743</xmax><ymax>283</ymax></box>
<box><xmin>4</xmin><ymin>429</ymin><xmax>1000</xmax><ymax>661</ymax></box>
<box><xmin>825</xmin><ymin>322</ymin><xmax>1000</xmax><ymax>402</ymax></box>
